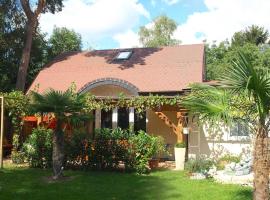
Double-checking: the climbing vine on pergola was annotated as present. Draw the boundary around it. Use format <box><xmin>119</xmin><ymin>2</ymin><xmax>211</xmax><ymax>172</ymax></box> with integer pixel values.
<box><xmin>82</xmin><ymin>93</ymin><xmax>187</xmax><ymax>142</ymax></box>
<box><xmin>83</xmin><ymin>93</ymin><xmax>183</xmax><ymax>114</ymax></box>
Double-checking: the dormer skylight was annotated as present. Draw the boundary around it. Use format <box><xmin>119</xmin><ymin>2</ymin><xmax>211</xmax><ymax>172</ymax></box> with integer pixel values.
<box><xmin>115</xmin><ymin>51</ymin><xmax>132</xmax><ymax>60</ymax></box>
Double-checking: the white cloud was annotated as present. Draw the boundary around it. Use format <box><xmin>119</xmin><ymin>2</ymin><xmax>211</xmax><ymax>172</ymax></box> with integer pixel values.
<box><xmin>113</xmin><ymin>30</ymin><xmax>141</xmax><ymax>48</ymax></box>
<box><xmin>174</xmin><ymin>0</ymin><xmax>270</xmax><ymax>44</ymax></box>
<box><xmin>40</xmin><ymin>0</ymin><xmax>270</xmax><ymax>49</ymax></box>
<box><xmin>162</xmin><ymin>0</ymin><xmax>181</xmax><ymax>5</ymax></box>
<box><xmin>40</xmin><ymin>0</ymin><xmax>150</xmax><ymax>48</ymax></box>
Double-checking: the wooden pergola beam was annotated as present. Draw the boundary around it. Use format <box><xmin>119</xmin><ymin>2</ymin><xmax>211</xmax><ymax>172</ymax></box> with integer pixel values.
<box><xmin>154</xmin><ymin>112</ymin><xmax>177</xmax><ymax>131</ymax></box>
<box><xmin>154</xmin><ymin>109</ymin><xmax>188</xmax><ymax>143</ymax></box>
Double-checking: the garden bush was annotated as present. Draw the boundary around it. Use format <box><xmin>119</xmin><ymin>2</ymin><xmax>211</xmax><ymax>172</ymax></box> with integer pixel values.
<box><xmin>185</xmin><ymin>156</ymin><xmax>215</xmax><ymax>174</ymax></box>
<box><xmin>216</xmin><ymin>154</ymin><xmax>241</xmax><ymax>170</ymax></box>
<box><xmin>89</xmin><ymin>128</ymin><xmax>165</xmax><ymax>174</ymax></box>
<box><xmin>23</xmin><ymin>127</ymin><xmax>53</xmax><ymax>168</ymax></box>
<box><xmin>90</xmin><ymin>128</ymin><xmax>130</xmax><ymax>170</ymax></box>
<box><xmin>11</xmin><ymin>150</ymin><xmax>25</xmax><ymax>164</ymax></box>
<box><xmin>11</xmin><ymin>134</ymin><xmax>25</xmax><ymax>164</ymax></box>
<box><xmin>22</xmin><ymin>126</ymin><xmax>165</xmax><ymax>174</ymax></box>
<box><xmin>127</xmin><ymin>131</ymin><xmax>165</xmax><ymax>174</ymax></box>
<box><xmin>65</xmin><ymin>129</ymin><xmax>92</xmax><ymax>169</ymax></box>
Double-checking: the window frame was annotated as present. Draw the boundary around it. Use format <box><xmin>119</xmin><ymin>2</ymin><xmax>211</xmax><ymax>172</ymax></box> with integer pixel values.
<box><xmin>229</xmin><ymin>121</ymin><xmax>250</xmax><ymax>140</ymax></box>
<box><xmin>117</xmin><ymin>107</ymin><xmax>129</xmax><ymax>130</ymax></box>
<box><xmin>114</xmin><ymin>51</ymin><xmax>133</xmax><ymax>60</ymax></box>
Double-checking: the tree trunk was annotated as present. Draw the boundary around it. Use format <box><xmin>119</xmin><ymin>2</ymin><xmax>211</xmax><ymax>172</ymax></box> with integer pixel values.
<box><xmin>16</xmin><ymin>19</ymin><xmax>36</xmax><ymax>91</ymax></box>
<box><xmin>52</xmin><ymin>120</ymin><xmax>65</xmax><ymax>179</ymax></box>
<box><xmin>253</xmin><ymin>126</ymin><xmax>269</xmax><ymax>200</ymax></box>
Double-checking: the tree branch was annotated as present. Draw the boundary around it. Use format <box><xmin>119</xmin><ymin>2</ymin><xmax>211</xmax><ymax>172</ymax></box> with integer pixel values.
<box><xmin>34</xmin><ymin>0</ymin><xmax>46</xmax><ymax>17</ymax></box>
<box><xmin>20</xmin><ymin>0</ymin><xmax>34</xmax><ymax>20</ymax></box>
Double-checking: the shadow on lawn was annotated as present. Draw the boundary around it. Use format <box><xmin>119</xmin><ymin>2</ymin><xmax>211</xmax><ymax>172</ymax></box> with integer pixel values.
<box><xmin>0</xmin><ymin>168</ymin><xmax>179</xmax><ymax>200</ymax></box>
<box><xmin>0</xmin><ymin>168</ymin><xmax>252</xmax><ymax>200</ymax></box>
<box><xmin>72</xmin><ymin>170</ymin><xmax>181</xmax><ymax>200</ymax></box>
<box><xmin>232</xmin><ymin>189</ymin><xmax>253</xmax><ymax>199</ymax></box>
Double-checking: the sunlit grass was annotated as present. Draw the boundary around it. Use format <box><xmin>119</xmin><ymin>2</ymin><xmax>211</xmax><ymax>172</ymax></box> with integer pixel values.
<box><xmin>0</xmin><ymin>163</ymin><xmax>252</xmax><ymax>200</ymax></box>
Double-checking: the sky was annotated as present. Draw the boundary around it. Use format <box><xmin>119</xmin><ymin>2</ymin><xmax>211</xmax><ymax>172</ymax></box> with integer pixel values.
<box><xmin>40</xmin><ymin>0</ymin><xmax>270</xmax><ymax>50</ymax></box>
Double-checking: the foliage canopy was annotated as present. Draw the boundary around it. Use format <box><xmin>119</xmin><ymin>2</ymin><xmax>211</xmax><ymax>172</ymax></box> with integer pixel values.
<box><xmin>139</xmin><ymin>15</ymin><xmax>180</xmax><ymax>47</ymax></box>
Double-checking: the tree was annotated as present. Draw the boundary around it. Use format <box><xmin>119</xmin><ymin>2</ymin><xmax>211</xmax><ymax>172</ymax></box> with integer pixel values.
<box><xmin>31</xmin><ymin>89</ymin><xmax>86</xmax><ymax>179</ymax></box>
<box><xmin>206</xmin><ymin>25</ymin><xmax>270</xmax><ymax>81</ymax></box>
<box><xmin>206</xmin><ymin>42</ymin><xmax>270</xmax><ymax>80</ymax></box>
<box><xmin>139</xmin><ymin>15</ymin><xmax>180</xmax><ymax>47</ymax></box>
<box><xmin>16</xmin><ymin>0</ymin><xmax>64</xmax><ymax>91</ymax></box>
<box><xmin>48</xmin><ymin>27</ymin><xmax>82</xmax><ymax>60</ymax></box>
<box><xmin>0</xmin><ymin>0</ymin><xmax>48</xmax><ymax>92</ymax></box>
<box><xmin>183</xmin><ymin>53</ymin><xmax>270</xmax><ymax>200</ymax></box>
<box><xmin>205</xmin><ymin>41</ymin><xmax>230</xmax><ymax>80</ymax></box>
<box><xmin>232</xmin><ymin>25</ymin><xmax>269</xmax><ymax>47</ymax></box>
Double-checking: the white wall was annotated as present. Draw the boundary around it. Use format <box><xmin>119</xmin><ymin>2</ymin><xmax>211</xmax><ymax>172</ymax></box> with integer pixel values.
<box><xmin>188</xmin><ymin>118</ymin><xmax>253</xmax><ymax>159</ymax></box>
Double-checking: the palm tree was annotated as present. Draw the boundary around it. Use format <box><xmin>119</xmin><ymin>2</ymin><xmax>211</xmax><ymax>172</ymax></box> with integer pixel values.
<box><xmin>183</xmin><ymin>53</ymin><xmax>270</xmax><ymax>200</ymax></box>
<box><xmin>31</xmin><ymin>89</ymin><xmax>86</xmax><ymax>179</ymax></box>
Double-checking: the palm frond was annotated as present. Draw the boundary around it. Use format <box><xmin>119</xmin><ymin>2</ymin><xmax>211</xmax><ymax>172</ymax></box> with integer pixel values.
<box><xmin>221</xmin><ymin>52</ymin><xmax>270</xmax><ymax>119</ymax></box>
<box><xmin>30</xmin><ymin>88</ymin><xmax>87</xmax><ymax>115</ymax></box>
<box><xmin>182</xmin><ymin>84</ymin><xmax>233</xmax><ymax>124</ymax></box>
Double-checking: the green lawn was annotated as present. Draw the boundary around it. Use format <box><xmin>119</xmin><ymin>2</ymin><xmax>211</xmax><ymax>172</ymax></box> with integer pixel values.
<box><xmin>0</xmin><ymin>166</ymin><xmax>252</xmax><ymax>200</ymax></box>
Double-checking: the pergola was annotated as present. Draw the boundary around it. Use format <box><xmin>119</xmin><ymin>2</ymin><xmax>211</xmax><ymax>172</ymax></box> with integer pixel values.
<box><xmin>92</xmin><ymin>95</ymin><xmax>190</xmax><ymax>144</ymax></box>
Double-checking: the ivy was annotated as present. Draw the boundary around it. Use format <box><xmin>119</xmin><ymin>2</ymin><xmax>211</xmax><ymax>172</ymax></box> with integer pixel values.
<box><xmin>0</xmin><ymin>91</ymin><xmax>30</xmax><ymax>149</ymax></box>
<box><xmin>0</xmin><ymin>91</ymin><xmax>181</xmax><ymax>131</ymax></box>
<box><xmin>83</xmin><ymin>92</ymin><xmax>182</xmax><ymax>115</ymax></box>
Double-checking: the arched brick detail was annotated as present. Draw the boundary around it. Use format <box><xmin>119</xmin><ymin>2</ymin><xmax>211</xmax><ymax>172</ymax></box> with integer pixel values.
<box><xmin>78</xmin><ymin>78</ymin><xmax>139</xmax><ymax>95</ymax></box>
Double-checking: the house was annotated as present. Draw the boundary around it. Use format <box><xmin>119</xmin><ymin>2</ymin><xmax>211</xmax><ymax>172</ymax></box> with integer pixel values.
<box><xmin>28</xmin><ymin>44</ymin><xmax>252</xmax><ymax>159</ymax></box>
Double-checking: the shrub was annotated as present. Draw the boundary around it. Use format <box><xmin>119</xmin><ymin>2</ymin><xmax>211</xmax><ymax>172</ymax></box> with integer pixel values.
<box><xmin>11</xmin><ymin>150</ymin><xmax>25</xmax><ymax>164</ymax></box>
<box><xmin>185</xmin><ymin>156</ymin><xmax>215</xmax><ymax>173</ymax></box>
<box><xmin>21</xmin><ymin>126</ymin><xmax>165</xmax><ymax>175</ymax></box>
<box><xmin>1</xmin><ymin>91</ymin><xmax>30</xmax><ymax>149</ymax></box>
<box><xmin>23</xmin><ymin>127</ymin><xmax>53</xmax><ymax>168</ymax></box>
<box><xmin>90</xmin><ymin>128</ymin><xmax>130</xmax><ymax>170</ymax></box>
<box><xmin>128</xmin><ymin>131</ymin><xmax>165</xmax><ymax>174</ymax></box>
<box><xmin>65</xmin><ymin>130</ymin><xmax>92</xmax><ymax>169</ymax></box>
<box><xmin>11</xmin><ymin>135</ymin><xmax>25</xmax><ymax>164</ymax></box>
<box><xmin>216</xmin><ymin>154</ymin><xmax>241</xmax><ymax>170</ymax></box>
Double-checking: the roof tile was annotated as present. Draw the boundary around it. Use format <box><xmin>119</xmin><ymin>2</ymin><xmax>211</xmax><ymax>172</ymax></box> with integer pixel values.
<box><xmin>28</xmin><ymin>44</ymin><xmax>205</xmax><ymax>94</ymax></box>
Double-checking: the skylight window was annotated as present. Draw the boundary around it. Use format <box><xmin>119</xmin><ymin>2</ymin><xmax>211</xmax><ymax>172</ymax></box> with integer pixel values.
<box><xmin>115</xmin><ymin>51</ymin><xmax>132</xmax><ymax>60</ymax></box>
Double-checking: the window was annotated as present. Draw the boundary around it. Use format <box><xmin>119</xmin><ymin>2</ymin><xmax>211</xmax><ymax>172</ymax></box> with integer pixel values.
<box><xmin>118</xmin><ymin>108</ymin><xmax>129</xmax><ymax>129</ymax></box>
<box><xmin>230</xmin><ymin>121</ymin><xmax>249</xmax><ymax>136</ymax></box>
<box><xmin>134</xmin><ymin>111</ymin><xmax>146</xmax><ymax>132</ymax></box>
<box><xmin>115</xmin><ymin>51</ymin><xmax>132</xmax><ymax>60</ymax></box>
<box><xmin>101</xmin><ymin>110</ymin><xmax>112</xmax><ymax>128</ymax></box>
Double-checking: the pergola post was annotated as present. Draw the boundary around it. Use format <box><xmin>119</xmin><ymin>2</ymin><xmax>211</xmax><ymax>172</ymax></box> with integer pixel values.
<box><xmin>95</xmin><ymin>109</ymin><xmax>101</xmax><ymax>129</ymax></box>
<box><xmin>112</xmin><ymin>108</ymin><xmax>118</xmax><ymax>129</ymax></box>
<box><xmin>154</xmin><ymin>106</ymin><xmax>188</xmax><ymax>143</ymax></box>
<box><xmin>176</xmin><ymin>110</ymin><xmax>189</xmax><ymax>143</ymax></box>
<box><xmin>129</xmin><ymin>107</ymin><xmax>135</xmax><ymax>131</ymax></box>
<box><xmin>176</xmin><ymin>111</ymin><xmax>184</xmax><ymax>143</ymax></box>
<box><xmin>0</xmin><ymin>96</ymin><xmax>4</xmax><ymax>168</ymax></box>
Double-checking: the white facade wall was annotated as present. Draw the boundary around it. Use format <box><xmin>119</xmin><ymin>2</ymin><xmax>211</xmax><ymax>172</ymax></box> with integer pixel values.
<box><xmin>188</xmin><ymin>118</ymin><xmax>253</xmax><ymax>159</ymax></box>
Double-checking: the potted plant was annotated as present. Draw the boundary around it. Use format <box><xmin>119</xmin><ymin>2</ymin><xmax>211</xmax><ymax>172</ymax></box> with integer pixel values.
<box><xmin>174</xmin><ymin>142</ymin><xmax>186</xmax><ymax>170</ymax></box>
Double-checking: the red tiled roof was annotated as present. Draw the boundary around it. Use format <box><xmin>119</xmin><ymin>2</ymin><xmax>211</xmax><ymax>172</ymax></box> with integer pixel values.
<box><xmin>28</xmin><ymin>44</ymin><xmax>205</xmax><ymax>94</ymax></box>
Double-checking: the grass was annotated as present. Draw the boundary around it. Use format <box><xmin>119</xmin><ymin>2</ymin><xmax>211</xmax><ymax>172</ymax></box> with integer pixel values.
<box><xmin>0</xmin><ymin>165</ymin><xmax>252</xmax><ymax>200</ymax></box>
